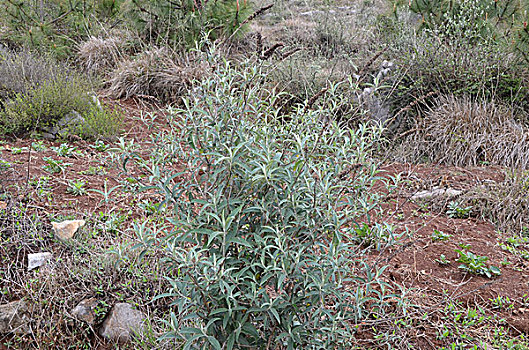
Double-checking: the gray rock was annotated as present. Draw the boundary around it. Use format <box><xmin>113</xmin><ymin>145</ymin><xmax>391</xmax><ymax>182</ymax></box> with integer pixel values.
<box><xmin>411</xmin><ymin>187</ymin><xmax>463</xmax><ymax>201</ymax></box>
<box><xmin>99</xmin><ymin>303</ymin><xmax>145</xmax><ymax>343</ymax></box>
<box><xmin>57</xmin><ymin>110</ymin><xmax>84</xmax><ymax>128</ymax></box>
<box><xmin>41</xmin><ymin>132</ymin><xmax>56</xmax><ymax>140</ymax></box>
<box><xmin>0</xmin><ymin>300</ymin><xmax>29</xmax><ymax>334</ymax></box>
<box><xmin>27</xmin><ymin>252</ymin><xmax>53</xmax><ymax>271</ymax></box>
<box><xmin>71</xmin><ymin>298</ymin><xmax>98</xmax><ymax>325</ymax></box>
<box><xmin>41</xmin><ymin>110</ymin><xmax>86</xmax><ymax>139</ymax></box>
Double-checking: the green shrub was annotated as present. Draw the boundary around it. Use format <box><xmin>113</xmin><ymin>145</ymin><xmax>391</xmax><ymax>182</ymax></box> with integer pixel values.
<box><xmin>0</xmin><ymin>76</ymin><xmax>92</xmax><ymax>134</ymax></box>
<box><xmin>132</xmin><ymin>59</ymin><xmax>399</xmax><ymax>347</ymax></box>
<box><xmin>378</xmin><ymin>16</ymin><xmax>528</xmax><ymax>115</ymax></box>
<box><xmin>0</xmin><ymin>50</ymin><xmax>121</xmax><ymax>139</ymax></box>
<box><xmin>75</xmin><ymin>105</ymin><xmax>123</xmax><ymax>140</ymax></box>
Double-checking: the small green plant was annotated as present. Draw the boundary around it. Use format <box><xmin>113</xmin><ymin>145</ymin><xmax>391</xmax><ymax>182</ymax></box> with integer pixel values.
<box><xmin>138</xmin><ymin>199</ymin><xmax>163</xmax><ymax>216</ymax></box>
<box><xmin>455</xmin><ymin>249</ymin><xmax>501</xmax><ymax>278</ymax></box>
<box><xmin>500</xmin><ymin>235</ymin><xmax>529</xmax><ymax>260</ymax></box>
<box><xmin>489</xmin><ymin>296</ymin><xmax>514</xmax><ymax>310</ymax></box>
<box><xmin>30</xmin><ymin>176</ymin><xmax>53</xmax><ymax>201</ymax></box>
<box><xmin>74</xmin><ymin>106</ymin><xmax>123</xmax><ymax>140</ymax></box>
<box><xmin>348</xmin><ymin>222</ymin><xmax>400</xmax><ymax>250</ymax></box>
<box><xmin>458</xmin><ymin>243</ymin><xmax>471</xmax><ymax>250</ymax></box>
<box><xmin>90</xmin><ymin>140</ymin><xmax>109</xmax><ymax>152</ymax></box>
<box><xmin>42</xmin><ymin>157</ymin><xmax>71</xmax><ymax>174</ymax></box>
<box><xmin>67</xmin><ymin>180</ymin><xmax>87</xmax><ymax>196</ymax></box>
<box><xmin>51</xmin><ymin>143</ymin><xmax>78</xmax><ymax>157</ymax></box>
<box><xmin>436</xmin><ymin>254</ymin><xmax>450</xmax><ymax>265</ymax></box>
<box><xmin>31</xmin><ymin>141</ymin><xmax>47</xmax><ymax>151</ymax></box>
<box><xmin>96</xmin><ymin>211</ymin><xmax>127</xmax><ymax>235</ymax></box>
<box><xmin>432</xmin><ymin>229</ymin><xmax>452</xmax><ymax>242</ymax></box>
<box><xmin>78</xmin><ymin>166</ymin><xmax>107</xmax><ymax>176</ymax></box>
<box><xmin>0</xmin><ymin>159</ymin><xmax>11</xmax><ymax>170</ymax></box>
<box><xmin>89</xmin><ymin>180</ymin><xmax>123</xmax><ymax>204</ymax></box>
<box><xmin>447</xmin><ymin>201</ymin><xmax>472</xmax><ymax>219</ymax></box>
<box><xmin>10</xmin><ymin>147</ymin><xmax>28</xmax><ymax>154</ymax></box>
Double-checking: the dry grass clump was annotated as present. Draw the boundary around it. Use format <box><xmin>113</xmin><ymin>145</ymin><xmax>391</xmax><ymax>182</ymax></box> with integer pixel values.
<box><xmin>463</xmin><ymin>171</ymin><xmax>529</xmax><ymax>235</ymax></box>
<box><xmin>105</xmin><ymin>47</ymin><xmax>209</xmax><ymax>103</ymax></box>
<box><xmin>399</xmin><ymin>95</ymin><xmax>529</xmax><ymax>169</ymax></box>
<box><xmin>77</xmin><ymin>36</ymin><xmax>127</xmax><ymax>75</ymax></box>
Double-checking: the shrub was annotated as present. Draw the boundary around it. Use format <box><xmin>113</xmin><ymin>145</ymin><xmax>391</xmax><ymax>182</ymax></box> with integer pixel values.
<box><xmin>0</xmin><ymin>50</ymin><xmax>121</xmax><ymax>139</ymax></box>
<box><xmin>74</xmin><ymin>105</ymin><xmax>123</xmax><ymax>140</ymax></box>
<box><xmin>132</xmin><ymin>59</ymin><xmax>399</xmax><ymax>347</ymax></box>
<box><xmin>407</xmin><ymin>0</ymin><xmax>529</xmax><ymax>61</ymax></box>
<box><xmin>397</xmin><ymin>95</ymin><xmax>529</xmax><ymax>169</ymax></box>
<box><xmin>379</xmin><ymin>15</ymin><xmax>528</xmax><ymax>114</ymax></box>
<box><xmin>0</xmin><ymin>74</ymin><xmax>93</xmax><ymax>134</ymax></box>
<box><xmin>0</xmin><ymin>50</ymin><xmax>61</xmax><ymax>99</ymax></box>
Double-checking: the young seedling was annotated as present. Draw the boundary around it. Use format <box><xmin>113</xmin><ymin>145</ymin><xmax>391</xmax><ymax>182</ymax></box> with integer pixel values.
<box><xmin>432</xmin><ymin>229</ymin><xmax>452</xmax><ymax>242</ymax></box>
<box><xmin>435</xmin><ymin>254</ymin><xmax>450</xmax><ymax>265</ymax></box>
<box><xmin>43</xmin><ymin>157</ymin><xmax>71</xmax><ymax>174</ymax></box>
<box><xmin>31</xmin><ymin>141</ymin><xmax>47</xmax><ymax>151</ymax></box>
<box><xmin>90</xmin><ymin>140</ymin><xmax>109</xmax><ymax>152</ymax></box>
<box><xmin>67</xmin><ymin>180</ymin><xmax>87</xmax><ymax>196</ymax></box>
<box><xmin>51</xmin><ymin>143</ymin><xmax>78</xmax><ymax>157</ymax></box>
<box><xmin>11</xmin><ymin>147</ymin><xmax>28</xmax><ymax>154</ymax></box>
<box><xmin>489</xmin><ymin>296</ymin><xmax>513</xmax><ymax>310</ymax></box>
<box><xmin>455</xmin><ymin>249</ymin><xmax>501</xmax><ymax>278</ymax></box>
<box><xmin>89</xmin><ymin>180</ymin><xmax>123</xmax><ymax>204</ymax></box>
<box><xmin>447</xmin><ymin>201</ymin><xmax>472</xmax><ymax>219</ymax></box>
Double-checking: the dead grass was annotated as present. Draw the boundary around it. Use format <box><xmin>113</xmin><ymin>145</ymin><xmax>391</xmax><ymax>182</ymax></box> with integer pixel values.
<box><xmin>105</xmin><ymin>47</ymin><xmax>209</xmax><ymax>103</ymax></box>
<box><xmin>77</xmin><ymin>35</ymin><xmax>127</xmax><ymax>75</ymax></box>
<box><xmin>397</xmin><ymin>95</ymin><xmax>529</xmax><ymax>169</ymax></box>
<box><xmin>463</xmin><ymin>170</ymin><xmax>529</xmax><ymax>235</ymax></box>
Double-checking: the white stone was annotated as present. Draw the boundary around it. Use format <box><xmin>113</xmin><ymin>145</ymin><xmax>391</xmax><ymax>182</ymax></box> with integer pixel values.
<box><xmin>27</xmin><ymin>252</ymin><xmax>53</xmax><ymax>271</ymax></box>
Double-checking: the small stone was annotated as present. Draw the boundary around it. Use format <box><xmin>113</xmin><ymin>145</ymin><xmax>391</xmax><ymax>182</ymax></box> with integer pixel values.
<box><xmin>0</xmin><ymin>300</ymin><xmax>29</xmax><ymax>334</ymax></box>
<box><xmin>27</xmin><ymin>252</ymin><xmax>53</xmax><ymax>271</ymax></box>
<box><xmin>71</xmin><ymin>298</ymin><xmax>98</xmax><ymax>325</ymax></box>
<box><xmin>51</xmin><ymin>219</ymin><xmax>86</xmax><ymax>240</ymax></box>
<box><xmin>99</xmin><ymin>303</ymin><xmax>145</xmax><ymax>343</ymax></box>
